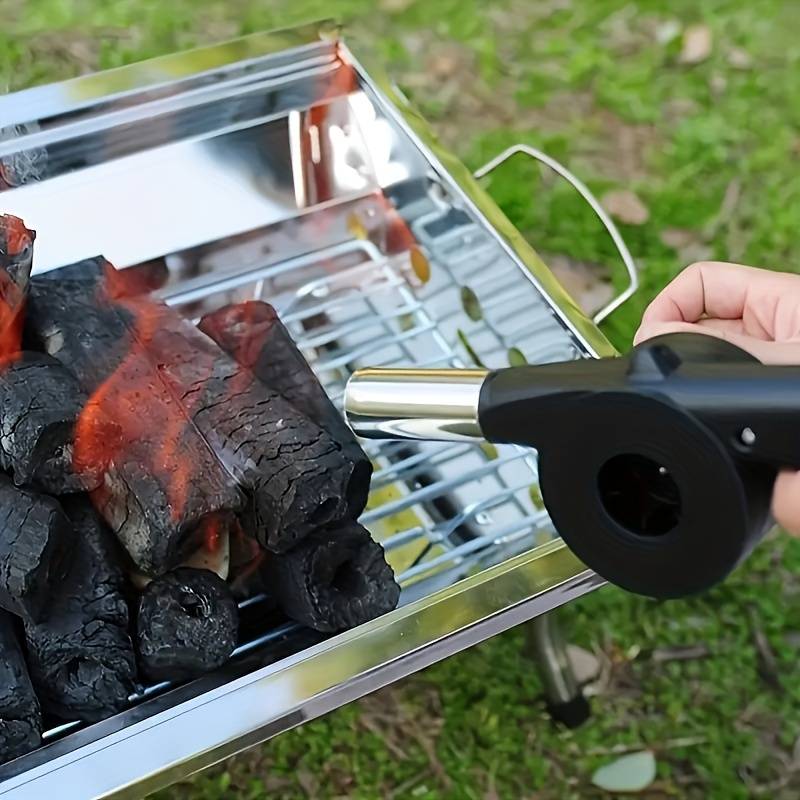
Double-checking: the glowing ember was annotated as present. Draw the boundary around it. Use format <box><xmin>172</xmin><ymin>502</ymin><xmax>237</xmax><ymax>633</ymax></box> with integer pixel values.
<box><xmin>0</xmin><ymin>214</ymin><xmax>34</xmax><ymax>359</ymax></box>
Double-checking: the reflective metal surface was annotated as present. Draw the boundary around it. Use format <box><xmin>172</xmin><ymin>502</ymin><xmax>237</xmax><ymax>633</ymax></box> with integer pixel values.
<box><xmin>345</xmin><ymin>367</ymin><xmax>487</xmax><ymax>441</ymax></box>
<box><xmin>0</xmin><ymin>20</ymin><xmax>624</xmax><ymax>796</ymax></box>
<box><xmin>0</xmin><ymin>542</ymin><xmax>601</xmax><ymax>799</ymax></box>
<box><xmin>340</xmin><ymin>41</ymin><xmax>620</xmax><ymax>361</ymax></box>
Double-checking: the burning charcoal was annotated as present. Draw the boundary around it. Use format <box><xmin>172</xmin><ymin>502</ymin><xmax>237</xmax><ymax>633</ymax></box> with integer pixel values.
<box><xmin>136</xmin><ymin>567</ymin><xmax>238</xmax><ymax>682</ymax></box>
<box><xmin>0</xmin><ymin>213</ymin><xmax>33</xmax><ymax>290</ymax></box>
<box><xmin>0</xmin><ymin>214</ymin><xmax>34</xmax><ymax>358</ymax></box>
<box><xmin>147</xmin><ymin>323</ymin><xmax>354</xmax><ymax>551</ymax></box>
<box><xmin>0</xmin><ymin>611</ymin><xmax>41</xmax><ymax>763</ymax></box>
<box><xmin>0</xmin><ymin>352</ymin><xmax>117</xmax><ymax>493</ymax></box>
<box><xmin>29</xmin><ymin>258</ymin><xmax>356</xmax><ymax>553</ymax></box>
<box><xmin>0</xmin><ymin>476</ymin><xmax>71</xmax><ymax>623</ymax></box>
<box><xmin>199</xmin><ymin>301</ymin><xmax>373</xmax><ymax>517</ymax></box>
<box><xmin>24</xmin><ymin>497</ymin><xmax>136</xmax><ymax>722</ymax></box>
<box><xmin>264</xmin><ymin>521</ymin><xmax>400</xmax><ymax>633</ymax></box>
<box><xmin>27</xmin><ymin>260</ymin><xmax>245</xmax><ymax>575</ymax></box>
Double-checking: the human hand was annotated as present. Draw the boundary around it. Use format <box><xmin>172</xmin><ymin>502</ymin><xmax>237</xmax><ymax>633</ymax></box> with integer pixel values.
<box><xmin>634</xmin><ymin>261</ymin><xmax>800</xmax><ymax>536</ymax></box>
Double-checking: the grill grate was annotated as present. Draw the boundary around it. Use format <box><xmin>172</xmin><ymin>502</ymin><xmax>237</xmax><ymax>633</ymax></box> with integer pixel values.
<box><xmin>38</xmin><ymin>186</ymin><xmax>584</xmax><ymax>746</ymax></box>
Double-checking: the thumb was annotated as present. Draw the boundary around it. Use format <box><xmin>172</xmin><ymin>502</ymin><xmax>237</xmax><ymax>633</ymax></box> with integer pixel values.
<box><xmin>773</xmin><ymin>471</ymin><xmax>800</xmax><ymax>537</ymax></box>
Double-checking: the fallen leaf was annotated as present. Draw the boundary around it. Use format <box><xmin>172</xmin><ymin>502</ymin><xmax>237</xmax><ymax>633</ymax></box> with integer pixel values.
<box><xmin>659</xmin><ymin>227</ymin><xmax>713</xmax><ymax>262</ymax></box>
<box><xmin>460</xmin><ymin>285</ymin><xmax>483</xmax><ymax>321</ymax></box>
<box><xmin>427</xmin><ymin>47</ymin><xmax>466</xmax><ymax>79</ymax></box>
<box><xmin>727</xmin><ymin>47</ymin><xmax>753</xmax><ymax>70</ymax></box>
<box><xmin>380</xmin><ymin>0</ymin><xmax>415</xmax><ymax>12</ymax></box>
<box><xmin>529</xmin><ymin>485</ymin><xmax>545</xmax><ymax>510</ymax></box>
<box><xmin>709</xmin><ymin>73</ymin><xmax>727</xmax><ymax>96</ymax></box>
<box><xmin>457</xmin><ymin>329</ymin><xmax>485</xmax><ymax>368</ymax></box>
<box><xmin>479</xmin><ymin>442</ymin><xmax>499</xmax><ymax>461</ymax></box>
<box><xmin>591</xmin><ymin>750</ymin><xmax>657</xmax><ymax>793</ymax></box>
<box><xmin>679</xmin><ymin>24</ymin><xmax>713</xmax><ymax>65</ymax></box>
<box><xmin>601</xmin><ymin>189</ymin><xmax>650</xmax><ymax>225</ymax></box>
<box><xmin>545</xmin><ymin>253</ymin><xmax>614</xmax><ymax>315</ymax></box>
<box><xmin>660</xmin><ymin>228</ymin><xmax>700</xmax><ymax>249</ymax></box>
<box><xmin>651</xmin><ymin>643</ymin><xmax>711</xmax><ymax>662</ymax></box>
<box><xmin>567</xmin><ymin>644</ymin><xmax>601</xmax><ymax>684</ymax></box>
<box><xmin>410</xmin><ymin>246</ymin><xmax>431</xmax><ymax>284</ymax></box>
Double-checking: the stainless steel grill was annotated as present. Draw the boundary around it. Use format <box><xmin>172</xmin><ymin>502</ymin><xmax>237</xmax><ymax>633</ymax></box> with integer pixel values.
<box><xmin>0</xmin><ymin>20</ymin><xmax>634</xmax><ymax>798</ymax></box>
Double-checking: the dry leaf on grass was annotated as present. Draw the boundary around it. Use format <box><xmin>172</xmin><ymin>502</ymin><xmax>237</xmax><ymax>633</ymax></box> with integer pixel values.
<box><xmin>659</xmin><ymin>228</ymin><xmax>713</xmax><ymax>263</ymax></box>
<box><xmin>379</xmin><ymin>0</ymin><xmax>415</xmax><ymax>12</ymax></box>
<box><xmin>567</xmin><ymin>644</ymin><xmax>601</xmax><ymax>685</ymax></box>
<box><xmin>545</xmin><ymin>253</ymin><xmax>614</xmax><ymax>313</ymax></box>
<box><xmin>679</xmin><ymin>24</ymin><xmax>713</xmax><ymax>65</ymax></box>
<box><xmin>727</xmin><ymin>47</ymin><xmax>753</xmax><ymax>70</ymax></box>
<box><xmin>591</xmin><ymin>750</ymin><xmax>657</xmax><ymax>793</ymax></box>
<box><xmin>601</xmin><ymin>189</ymin><xmax>650</xmax><ymax>225</ymax></box>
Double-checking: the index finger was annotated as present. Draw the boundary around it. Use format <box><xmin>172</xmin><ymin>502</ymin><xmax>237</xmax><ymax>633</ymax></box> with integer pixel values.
<box><xmin>639</xmin><ymin>261</ymin><xmax>778</xmax><ymax>327</ymax></box>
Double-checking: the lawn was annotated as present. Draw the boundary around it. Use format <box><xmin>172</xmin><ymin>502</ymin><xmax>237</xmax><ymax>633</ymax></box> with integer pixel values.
<box><xmin>3</xmin><ymin>1</ymin><xmax>800</xmax><ymax>797</ymax></box>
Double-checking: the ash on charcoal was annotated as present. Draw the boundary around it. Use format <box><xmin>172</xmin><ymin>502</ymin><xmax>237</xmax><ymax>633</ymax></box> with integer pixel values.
<box><xmin>0</xmin><ymin>476</ymin><xmax>71</xmax><ymax>623</ymax></box>
<box><xmin>27</xmin><ymin>260</ymin><xmax>245</xmax><ymax>575</ymax></box>
<box><xmin>199</xmin><ymin>301</ymin><xmax>373</xmax><ymax>517</ymax></box>
<box><xmin>0</xmin><ymin>352</ymin><xmax>118</xmax><ymax>493</ymax></box>
<box><xmin>24</xmin><ymin>497</ymin><xmax>137</xmax><ymax>722</ymax></box>
<box><xmin>264</xmin><ymin>521</ymin><xmax>400</xmax><ymax>633</ymax></box>
<box><xmin>136</xmin><ymin>567</ymin><xmax>238</xmax><ymax>682</ymax></box>
<box><xmin>0</xmin><ymin>611</ymin><xmax>41</xmax><ymax>764</ymax></box>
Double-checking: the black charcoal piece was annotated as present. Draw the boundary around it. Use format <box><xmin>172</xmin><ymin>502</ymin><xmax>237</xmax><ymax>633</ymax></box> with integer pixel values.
<box><xmin>0</xmin><ymin>611</ymin><xmax>41</xmax><ymax>763</ymax></box>
<box><xmin>264</xmin><ymin>521</ymin><xmax>400</xmax><ymax>633</ymax></box>
<box><xmin>136</xmin><ymin>567</ymin><xmax>238</xmax><ymax>682</ymax></box>
<box><xmin>24</xmin><ymin>497</ymin><xmax>136</xmax><ymax>722</ymax></box>
<box><xmin>147</xmin><ymin>320</ymin><xmax>353</xmax><ymax>552</ymax></box>
<box><xmin>29</xmin><ymin>258</ymin><xmax>352</xmax><ymax>557</ymax></box>
<box><xmin>0</xmin><ymin>476</ymin><xmax>71</xmax><ymax>623</ymax></box>
<box><xmin>0</xmin><ymin>352</ymin><xmax>117</xmax><ymax>493</ymax></box>
<box><xmin>199</xmin><ymin>301</ymin><xmax>373</xmax><ymax>517</ymax></box>
<box><xmin>26</xmin><ymin>260</ymin><xmax>244</xmax><ymax>575</ymax></box>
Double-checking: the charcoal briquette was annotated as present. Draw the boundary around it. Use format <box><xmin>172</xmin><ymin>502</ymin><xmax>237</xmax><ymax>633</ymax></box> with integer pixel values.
<box><xmin>24</xmin><ymin>497</ymin><xmax>137</xmax><ymax>722</ymax></box>
<box><xmin>264</xmin><ymin>521</ymin><xmax>400</xmax><ymax>633</ymax></box>
<box><xmin>199</xmin><ymin>301</ymin><xmax>373</xmax><ymax>517</ymax></box>
<box><xmin>0</xmin><ymin>611</ymin><xmax>41</xmax><ymax>764</ymax></box>
<box><xmin>0</xmin><ymin>352</ymin><xmax>117</xmax><ymax>493</ymax></box>
<box><xmin>26</xmin><ymin>260</ymin><xmax>245</xmax><ymax>575</ymax></box>
<box><xmin>136</xmin><ymin>567</ymin><xmax>239</xmax><ymax>682</ymax></box>
<box><xmin>0</xmin><ymin>476</ymin><xmax>71</xmax><ymax>623</ymax></box>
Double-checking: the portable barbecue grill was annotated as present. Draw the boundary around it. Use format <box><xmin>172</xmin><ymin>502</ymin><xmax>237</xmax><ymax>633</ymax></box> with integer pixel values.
<box><xmin>0</xmin><ymin>21</ymin><xmax>640</xmax><ymax>797</ymax></box>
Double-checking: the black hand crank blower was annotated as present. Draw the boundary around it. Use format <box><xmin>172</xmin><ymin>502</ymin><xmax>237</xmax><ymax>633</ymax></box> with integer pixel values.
<box><xmin>344</xmin><ymin>333</ymin><xmax>800</xmax><ymax>599</ymax></box>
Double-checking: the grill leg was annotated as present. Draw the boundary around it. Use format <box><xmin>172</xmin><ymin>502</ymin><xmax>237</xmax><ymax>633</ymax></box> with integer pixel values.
<box><xmin>524</xmin><ymin>611</ymin><xmax>590</xmax><ymax>728</ymax></box>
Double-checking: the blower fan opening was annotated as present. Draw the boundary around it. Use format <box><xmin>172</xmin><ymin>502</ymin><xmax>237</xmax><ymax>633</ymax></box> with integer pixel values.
<box><xmin>597</xmin><ymin>453</ymin><xmax>682</xmax><ymax>537</ymax></box>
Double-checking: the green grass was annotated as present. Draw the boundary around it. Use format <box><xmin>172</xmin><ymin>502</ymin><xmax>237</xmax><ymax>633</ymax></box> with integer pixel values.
<box><xmin>3</xmin><ymin>1</ymin><xmax>800</xmax><ymax>797</ymax></box>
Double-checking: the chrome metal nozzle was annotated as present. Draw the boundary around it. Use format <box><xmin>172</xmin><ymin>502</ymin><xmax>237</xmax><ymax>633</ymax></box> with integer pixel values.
<box><xmin>344</xmin><ymin>367</ymin><xmax>488</xmax><ymax>442</ymax></box>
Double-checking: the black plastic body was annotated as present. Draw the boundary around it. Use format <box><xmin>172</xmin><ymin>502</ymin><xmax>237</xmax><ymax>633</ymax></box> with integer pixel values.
<box><xmin>478</xmin><ymin>333</ymin><xmax>798</xmax><ymax>598</ymax></box>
